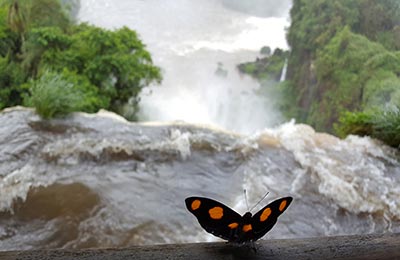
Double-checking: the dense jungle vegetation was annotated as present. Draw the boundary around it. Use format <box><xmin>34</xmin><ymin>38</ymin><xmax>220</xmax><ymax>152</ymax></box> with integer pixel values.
<box><xmin>240</xmin><ymin>0</ymin><xmax>400</xmax><ymax>147</ymax></box>
<box><xmin>0</xmin><ymin>0</ymin><xmax>161</xmax><ymax>119</ymax></box>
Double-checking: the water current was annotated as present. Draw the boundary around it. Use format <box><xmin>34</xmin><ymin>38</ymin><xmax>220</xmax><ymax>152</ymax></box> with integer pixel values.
<box><xmin>0</xmin><ymin>107</ymin><xmax>399</xmax><ymax>250</ymax></box>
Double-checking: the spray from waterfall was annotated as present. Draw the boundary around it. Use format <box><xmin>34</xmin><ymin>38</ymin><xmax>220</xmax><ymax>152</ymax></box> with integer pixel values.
<box><xmin>78</xmin><ymin>0</ymin><xmax>291</xmax><ymax>134</ymax></box>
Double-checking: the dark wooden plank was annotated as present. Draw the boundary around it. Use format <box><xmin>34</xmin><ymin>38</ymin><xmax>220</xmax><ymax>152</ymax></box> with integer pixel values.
<box><xmin>0</xmin><ymin>233</ymin><xmax>399</xmax><ymax>260</ymax></box>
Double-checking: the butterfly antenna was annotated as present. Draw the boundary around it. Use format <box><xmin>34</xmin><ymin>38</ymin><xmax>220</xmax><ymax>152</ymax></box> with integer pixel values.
<box><xmin>249</xmin><ymin>191</ymin><xmax>270</xmax><ymax>212</ymax></box>
<box><xmin>244</xmin><ymin>189</ymin><xmax>250</xmax><ymax>212</ymax></box>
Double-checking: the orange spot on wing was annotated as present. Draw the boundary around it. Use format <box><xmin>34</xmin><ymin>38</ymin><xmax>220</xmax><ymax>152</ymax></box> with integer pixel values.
<box><xmin>260</xmin><ymin>207</ymin><xmax>272</xmax><ymax>222</ymax></box>
<box><xmin>242</xmin><ymin>224</ymin><xmax>252</xmax><ymax>232</ymax></box>
<box><xmin>279</xmin><ymin>200</ymin><xmax>287</xmax><ymax>212</ymax></box>
<box><xmin>209</xmin><ymin>207</ymin><xmax>224</xmax><ymax>219</ymax></box>
<box><xmin>228</xmin><ymin>222</ymin><xmax>238</xmax><ymax>229</ymax></box>
<box><xmin>191</xmin><ymin>200</ymin><xmax>201</xmax><ymax>210</ymax></box>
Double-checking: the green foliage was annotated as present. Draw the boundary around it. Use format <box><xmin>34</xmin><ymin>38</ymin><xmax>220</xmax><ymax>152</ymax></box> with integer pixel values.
<box><xmin>0</xmin><ymin>55</ymin><xmax>10</xmax><ymax>108</ymax></box>
<box><xmin>0</xmin><ymin>5</ymin><xmax>17</xmax><ymax>56</ymax></box>
<box><xmin>0</xmin><ymin>0</ymin><xmax>162</xmax><ymax>120</ymax></box>
<box><xmin>357</xmin><ymin>0</ymin><xmax>400</xmax><ymax>50</ymax></box>
<box><xmin>0</xmin><ymin>5</ymin><xmax>8</xmax><ymax>37</ymax></box>
<box><xmin>336</xmin><ymin>106</ymin><xmax>400</xmax><ymax>148</ymax></box>
<box><xmin>3</xmin><ymin>0</ymin><xmax>28</xmax><ymax>36</ymax></box>
<box><xmin>260</xmin><ymin>46</ymin><xmax>271</xmax><ymax>56</ymax></box>
<box><xmin>238</xmin><ymin>62</ymin><xmax>257</xmax><ymax>75</ymax></box>
<box><xmin>21</xmin><ymin>26</ymin><xmax>71</xmax><ymax>76</ymax></box>
<box><xmin>371</xmin><ymin>107</ymin><xmax>400</xmax><ymax>147</ymax></box>
<box><xmin>237</xmin><ymin>49</ymin><xmax>288</xmax><ymax>81</ymax></box>
<box><xmin>0</xmin><ymin>1</ymin><xmax>74</xmax><ymax>111</ymax></box>
<box><xmin>363</xmin><ymin>71</ymin><xmax>400</xmax><ymax>109</ymax></box>
<box><xmin>285</xmin><ymin>0</ymin><xmax>400</xmax><ymax>145</ymax></box>
<box><xmin>28</xmin><ymin>0</ymin><xmax>71</xmax><ymax>30</ymax></box>
<box><xmin>0</xmin><ymin>55</ymin><xmax>27</xmax><ymax>109</ymax></box>
<box><xmin>36</xmin><ymin>23</ymin><xmax>162</xmax><ymax>114</ymax></box>
<box><xmin>24</xmin><ymin>70</ymin><xmax>102</xmax><ymax>119</ymax></box>
<box><xmin>288</xmin><ymin>0</ymin><xmax>400</xmax><ymax>56</ymax></box>
<box><xmin>335</xmin><ymin>110</ymin><xmax>374</xmax><ymax>138</ymax></box>
<box><xmin>275</xmin><ymin>80</ymin><xmax>300</xmax><ymax>120</ymax></box>
<box><xmin>287</xmin><ymin>0</ymin><xmax>359</xmax><ymax>54</ymax></box>
<box><xmin>0</xmin><ymin>0</ymin><xmax>71</xmax><ymax>32</ymax></box>
<box><xmin>312</xmin><ymin>27</ymin><xmax>400</xmax><ymax>131</ymax></box>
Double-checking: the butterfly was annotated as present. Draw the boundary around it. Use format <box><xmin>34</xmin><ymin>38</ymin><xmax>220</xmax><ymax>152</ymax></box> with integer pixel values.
<box><xmin>185</xmin><ymin>196</ymin><xmax>292</xmax><ymax>243</ymax></box>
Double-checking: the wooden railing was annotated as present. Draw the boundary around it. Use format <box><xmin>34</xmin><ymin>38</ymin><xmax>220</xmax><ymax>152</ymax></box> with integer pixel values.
<box><xmin>0</xmin><ymin>232</ymin><xmax>399</xmax><ymax>259</ymax></box>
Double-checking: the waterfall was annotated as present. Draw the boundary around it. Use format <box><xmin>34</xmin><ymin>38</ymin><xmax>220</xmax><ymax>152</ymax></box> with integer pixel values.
<box><xmin>77</xmin><ymin>0</ymin><xmax>291</xmax><ymax>134</ymax></box>
<box><xmin>280</xmin><ymin>58</ymin><xmax>288</xmax><ymax>82</ymax></box>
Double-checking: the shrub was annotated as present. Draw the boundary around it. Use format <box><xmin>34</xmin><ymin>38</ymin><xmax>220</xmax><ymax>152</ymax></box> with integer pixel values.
<box><xmin>25</xmin><ymin>70</ymin><xmax>102</xmax><ymax>119</ymax></box>
<box><xmin>336</xmin><ymin>106</ymin><xmax>400</xmax><ymax>147</ymax></box>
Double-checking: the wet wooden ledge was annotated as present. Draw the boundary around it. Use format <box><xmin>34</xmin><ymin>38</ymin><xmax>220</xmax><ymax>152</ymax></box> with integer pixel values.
<box><xmin>1</xmin><ymin>232</ymin><xmax>399</xmax><ymax>260</ymax></box>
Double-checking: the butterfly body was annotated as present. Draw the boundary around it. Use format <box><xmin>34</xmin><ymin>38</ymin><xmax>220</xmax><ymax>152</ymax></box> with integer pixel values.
<box><xmin>185</xmin><ymin>196</ymin><xmax>292</xmax><ymax>243</ymax></box>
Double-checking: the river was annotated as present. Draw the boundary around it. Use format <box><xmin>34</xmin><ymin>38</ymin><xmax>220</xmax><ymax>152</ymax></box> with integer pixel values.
<box><xmin>0</xmin><ymin>107</ymin><xmax>399</xmax><ymax>250</ymax></box>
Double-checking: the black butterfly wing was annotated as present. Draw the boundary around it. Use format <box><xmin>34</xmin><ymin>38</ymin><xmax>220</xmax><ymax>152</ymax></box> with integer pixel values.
<box><xmin>251</xmin><ymin>196</ymin><xmax>293</xmax><ymax>241</ymax></box>
<box><xmin>185</xmin><ymin>196</ymin><xmax>242</xmax><ymax>241</ymax></box>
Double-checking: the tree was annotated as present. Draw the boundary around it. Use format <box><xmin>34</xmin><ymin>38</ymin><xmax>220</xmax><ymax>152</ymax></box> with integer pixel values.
<box><xmin>285</xmin><ymin>0</ymin><xmax>400</xmax><ymax>135</ymax></box>
<box><xmin>5</xmin><ymin>0</ymin><xmax>27</xmax><ymax>37</ymax></box>
<box><xmin>260</xmin><ymin>46</ymin><xmax>271</xmax><ymax>56</ymax></box>
<box><xmin>0</xmin><ymin>0</ymin><xmax>162</xmax><ymax>120</ymax></box>
<box><xmin>0</xmin><ymin>0</ymin><xmax>71</xmax><ymax>56</ymax></box>
<box><xmin>38</xmin><ymin>24</ymin><xmax>162</xmax><ymax>117</ymax></box>
<box><xmin>29</xmin><ymin>0</ymin><xmax>71</xmax><ymax>30</ymax></box>
<box><xmin>21</xmin><ymin>26</ymin><xmax>71</xmax><ymax>76</ymax></box>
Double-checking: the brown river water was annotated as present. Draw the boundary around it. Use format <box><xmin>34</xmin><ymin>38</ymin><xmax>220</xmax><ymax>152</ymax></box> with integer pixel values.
<box><xmin>0</xmin><ymin>107</ymin><xmax>399</xmax><ymax>250</ymax></box>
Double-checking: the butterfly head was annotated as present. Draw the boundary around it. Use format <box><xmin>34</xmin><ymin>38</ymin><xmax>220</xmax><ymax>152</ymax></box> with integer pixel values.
<box><xmin>242</xmin><ymin>212</ymin><xmax>252</xmax><ymax>221</ymax></box>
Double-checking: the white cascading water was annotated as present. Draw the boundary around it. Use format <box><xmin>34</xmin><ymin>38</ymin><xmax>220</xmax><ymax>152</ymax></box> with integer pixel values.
<box><xmin>78</xmin><ymin>0</ymin><xmax>291</xmax><ymax>134</ymax></box>
<box><xmin>280</xmin><ymin>59</ymin><xmax>288</xmax><ymax>82</ymax></box>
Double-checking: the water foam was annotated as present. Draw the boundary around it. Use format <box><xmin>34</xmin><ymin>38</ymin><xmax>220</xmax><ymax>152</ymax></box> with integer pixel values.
<box><xmin>41</xmin><ymin>129</ymin><xmax>192</xmax><ymax>165</ymax></box>
<box><xmin>0</xmin><ymin>164</ymin><xmax>61</xmax><ymax>212</ymax></box>
<box><xmin>258</xmin><ymin>122</ymin><xmax>400</xmax><ymax>220</ymax></box>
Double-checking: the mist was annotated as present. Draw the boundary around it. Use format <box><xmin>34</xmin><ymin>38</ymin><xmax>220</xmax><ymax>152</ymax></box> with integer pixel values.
<box><xmin>222</xmin><ymin>0</ymin><xmax>292</xmax><ymax>18</ymax></box>
<box><xmin>138</xmin><ymin>49</ymin><xmax>284</xmax><ymax>134</ymax></box>
<box><xmin>78</xmin><ymin>0</ymin><xmax>292</xmax><ymax>134</ymax></box>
